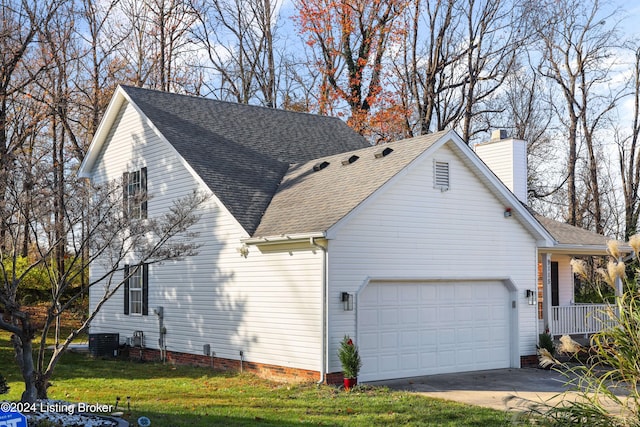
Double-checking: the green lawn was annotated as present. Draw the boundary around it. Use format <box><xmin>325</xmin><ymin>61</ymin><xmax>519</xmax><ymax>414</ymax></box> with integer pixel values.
<box><xmin>0</xmin><ymin>333</ymin><xmax>510</xmax><ymax>426</ymax></box>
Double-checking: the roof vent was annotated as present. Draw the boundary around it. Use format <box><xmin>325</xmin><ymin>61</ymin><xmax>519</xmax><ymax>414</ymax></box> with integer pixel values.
<box><xmin>313</xmin><ymin>161</ymin><xmax>330</xmax><ymax>172</ymax></box>
<box><xmin>341</xmin><ymin>155</ymin><xmax>359</xmax><ymax>166</ymax></box>
<box><xmin>374</xmin><ymin>147</ymin><xmax>393</xmax><ymax>158</ymax></box>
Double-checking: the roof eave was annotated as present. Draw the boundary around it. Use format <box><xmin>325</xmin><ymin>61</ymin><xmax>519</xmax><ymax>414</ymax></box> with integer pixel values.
<box><xmin>78</xmin><ymin>86</ymin><xmax>129</xmax><ymax>178</ymax></box>
<box><xmin>539</xmin><ymin>244</ymin><xmax>632</xmax><ymax>256</ymax></box>
<box><xmin>242</xmin><ymin>232</ymin><xmax>327</xmax><ymax>246</ymax></box>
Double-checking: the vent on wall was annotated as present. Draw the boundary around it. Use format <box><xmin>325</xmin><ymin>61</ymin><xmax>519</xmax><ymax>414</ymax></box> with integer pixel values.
<box><xmin>313</xmin><ymin>161</ymin><xmax>330</xmax><ymax>171</ymax></box>
<box><xmin>434</xmin><ymin>161</ymin><xmax>450</xmax><ymax>191</ymax></box>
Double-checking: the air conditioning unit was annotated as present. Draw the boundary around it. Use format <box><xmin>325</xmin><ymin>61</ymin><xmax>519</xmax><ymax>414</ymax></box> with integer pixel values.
<box><xmin>88</xmin><ymin>333</ymin><xmax>119</xmax><ymax>357</ymax></box>
<box><xmin>132</xmin><ymin>330</ymin><xmax>144</xmax><ymax>347</ymax></box>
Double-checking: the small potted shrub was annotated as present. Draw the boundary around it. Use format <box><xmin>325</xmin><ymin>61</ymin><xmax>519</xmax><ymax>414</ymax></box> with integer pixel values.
<box><xmin>338</xmin><ymin>335</ymin><xmax>361</xmax><ymax>390</ymax></box>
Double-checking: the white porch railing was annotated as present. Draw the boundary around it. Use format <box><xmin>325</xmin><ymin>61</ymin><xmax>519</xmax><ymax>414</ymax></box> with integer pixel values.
<box><xmin>551</xmin><ymin>304</ymin><xmax>619</xmax><ymax>336</ymax></box>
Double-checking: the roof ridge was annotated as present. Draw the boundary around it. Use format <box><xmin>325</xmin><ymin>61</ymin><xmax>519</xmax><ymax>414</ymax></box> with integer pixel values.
<box><xmin>119</xmin><ymin>84</ymin><xmax>347</xmax><ymax>122</ymax></box>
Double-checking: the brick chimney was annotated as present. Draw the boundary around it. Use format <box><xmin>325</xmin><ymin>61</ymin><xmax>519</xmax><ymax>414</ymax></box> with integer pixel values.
<box><xmin>474</xmin><ymin>130</ymin><xmax>528</xmax><ymax>204</ymax></box>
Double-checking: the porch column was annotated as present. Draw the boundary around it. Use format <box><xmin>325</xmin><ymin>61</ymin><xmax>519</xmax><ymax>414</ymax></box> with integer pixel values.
<box><xmin>541</xmin><ymin>252</ymin><xmax>553</xmax><ymax>335</ymax></box>
<box><xmin>615</xmin><ymin>256</ymin><xmax>624</xmax><ymax>297</ymax></box>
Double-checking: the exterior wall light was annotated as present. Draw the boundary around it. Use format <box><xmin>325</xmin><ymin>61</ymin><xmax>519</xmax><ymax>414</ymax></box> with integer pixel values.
<box><xmin>504</xmin><ymin>208</ymin><xmax>512</xmax><ymax>218</ymax></box>
<box><xmin>341</xmin><ymin>292</ymin><xmax>354</xmax><ymax>311</ymax></box>
<box><xmin>526</xmin><ymin>289</ymin><xmax>536</xmax><ymax>305</ymax></box>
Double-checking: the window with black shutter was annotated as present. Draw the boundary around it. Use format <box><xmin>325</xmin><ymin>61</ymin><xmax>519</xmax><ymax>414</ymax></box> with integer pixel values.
<box><xmin>123</xmin><ymin>167</ymin><xmax>147</xmax><ymax>219</ymax></box>
<box><xmin>124</xmin><ymin>263</ymin><xmax>149</xmax><ymax>315</ymax></box>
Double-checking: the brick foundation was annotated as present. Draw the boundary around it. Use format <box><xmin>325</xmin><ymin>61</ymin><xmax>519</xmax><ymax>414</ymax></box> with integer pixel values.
<box><xmin>325</xmin><ymin>371</ymin><xmax>345</xmax><ymax>386</ymax></box>
<box><xmin>124</xmin><ymin>347</ymin><xmax>324</xmax><ymax>383</ymax></box>
<box><xmin>520</xmin><ymin>354</ymin><xmax>539</xmax><ymax>367</ymax></box>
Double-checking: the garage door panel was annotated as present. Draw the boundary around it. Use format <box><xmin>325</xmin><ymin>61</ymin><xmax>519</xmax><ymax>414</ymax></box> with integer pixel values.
<box><xmin>380</xmin><ymin>332</ymin><xmax>398</xmax><ymax>349</ymax></box>
<box><xmin>380</xmin><ymin>286</ymin><xmax>398</xmax><ymax>303</ymax></box>
<box><xmin>420</xmin><ymin>286</ymin><xmax>437</xmax><ymax>301</ymax></box>
<box><xmin>420</xmin><ymin>307</ymin><xmax>437</xmax><ymax>322</ymax></box>
<box><xmin>359</xmin><ymin>332</ymin><xmax>378</xmax><ymax>352</ymax></box>
<box><xmin>359</xmin><ymin>307</ymin><xmax>378</xmax><ymax>325</ymax></box>
<box><xmin>380</xmin><ymin>308</ymin><xmax>399</xmax><ymax>325</ymax></box>
<box><xmin>401</xmin><ymin>330</ymin><xmax>419</xmax><ymax>348</ymax></box>
<box><xmin>358</xmin><ymin>281</ymin><xmax>511</xmax><ymax>382</ymax></box>
<box><xmin>439</xmin><ymin>306</ymin><xmax>456</xmax><ymax>321</ymax></box>
<box><xmin>455</xmin><ymin>306</ymin><xmax>475</xmax><ymax>321</ymax></box>
<box><xmin>401</xmin><ymin>353</ymin><xmax>419</xmax><ymax>370</ymax></box>
<box><xmin>400</xmin><ymin>285</ymin><xmax>419</xmax><ymax>302</ymax></box>
<box><xmin>400</xmin><ymin>308</ymin><xmax>419</xmax><ymax>324</ymax></box>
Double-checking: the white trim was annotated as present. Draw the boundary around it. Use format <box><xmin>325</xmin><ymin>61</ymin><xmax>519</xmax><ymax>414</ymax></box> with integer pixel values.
<box><xmin>78</xmin><ymin>86</ymin><xmax>128</xmax><ymax>177</ymax></box>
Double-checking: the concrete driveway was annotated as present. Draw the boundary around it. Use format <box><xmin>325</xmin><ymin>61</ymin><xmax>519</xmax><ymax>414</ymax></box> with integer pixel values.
<box><xmin>367</xmin><ymin>368</ymin><xmax>580</xmax><ymax>411</ymax></box>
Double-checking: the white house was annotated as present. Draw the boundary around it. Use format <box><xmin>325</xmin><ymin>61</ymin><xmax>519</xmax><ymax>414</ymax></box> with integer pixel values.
<box><xmin>78</xmin><ymin>85</ymin><xmax>620</xmax><ymax>383</ymax></box>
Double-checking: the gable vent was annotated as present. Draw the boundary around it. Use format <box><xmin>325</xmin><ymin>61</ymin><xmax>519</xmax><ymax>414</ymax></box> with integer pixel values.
<box><xmin>313</xmin><ymin>161</ymin><xmax>330</xmax><ymax>172</ymax></box>
<box><xmin>341</xmin><ymin>155</ymin><xmax>359</xmax><ymax>166</ymax></box>
<box><xmin>374</xmin><ymin>147</ymin><xmax>393</xmax><ymax>158</ymax></box>
<box><xmin>434</xmin><ymin>161</ymin><xmax>449</xmax><ymax>191</ymax></box>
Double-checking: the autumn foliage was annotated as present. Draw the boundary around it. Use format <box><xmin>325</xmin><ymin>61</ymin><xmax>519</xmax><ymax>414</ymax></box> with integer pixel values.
<box><xmin>296</xmin><ymin>0</ymin><xmax>408</xmax><ymax>140</ymax></box>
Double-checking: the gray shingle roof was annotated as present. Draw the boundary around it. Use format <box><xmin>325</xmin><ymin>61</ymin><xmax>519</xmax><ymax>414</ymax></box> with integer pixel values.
<box><xmin>253</xmin><ymin>131</ymin><xmax>448</xmax><ymax>237</ymax></box>
<box><xmin>121</xmin><ymin>86</ymin><xmax>369</xmax><ymax>234</ymax></box>
<box><xmin>534</xmin><ymin>214</ymin><xmax>610</xmax><ymax>247</ymax></box>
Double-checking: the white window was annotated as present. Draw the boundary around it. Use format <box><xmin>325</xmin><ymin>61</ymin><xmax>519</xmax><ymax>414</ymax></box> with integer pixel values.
<box><xmin>434</xmin><ymin>161</ymin><xmax>450</xmax><ymax>191</ymax></box>
<box><xmin>129</xmin><ymin>266</ymin><xmax>143</xmax><ymax>315</ymax></box>
<box><xmin>123</xmin><ymin>167</ymin><xmax>147</xmax><ymax>219</ymax></box>
<box><xmin>124</xmin><ymin>264</ymin><xmax>148</xmax><ymax>315</ymax></box>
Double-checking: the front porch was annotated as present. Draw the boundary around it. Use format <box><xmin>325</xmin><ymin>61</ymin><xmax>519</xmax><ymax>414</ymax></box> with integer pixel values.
<box><xmin>533</xmin><ymin>215</ymin><xmax>631</xmax><ymax>338</ymax></box>
<box><xmin>549</xmin><ymin>304</ymin><xmax>618</xmax><ymax>336</ymax></box>
<box><xmin>537</xmin><ymin>251</ymin><xmax>625</xmax><ymax>337</ymax></box>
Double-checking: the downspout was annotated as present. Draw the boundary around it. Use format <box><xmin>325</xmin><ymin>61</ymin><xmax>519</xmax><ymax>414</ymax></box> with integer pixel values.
<box><xmin>311</xmin><ymin>237</ymin><xmax>328</xmax><ymax>385</ymax></box>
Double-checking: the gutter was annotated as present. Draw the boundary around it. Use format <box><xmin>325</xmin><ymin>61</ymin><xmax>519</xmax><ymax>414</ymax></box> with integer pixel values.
<box><xmin>242</xmin><ymin>232</ymin><xmax>326</xmax><ymax>246</ymax></box>
<box><xmin>310</xmin><ymin>237</ymin><xmax>328</xmax><ymax>385</ymax></box>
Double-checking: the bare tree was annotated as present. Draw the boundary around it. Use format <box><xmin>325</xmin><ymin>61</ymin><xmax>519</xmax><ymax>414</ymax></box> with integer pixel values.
<box><xmin>110</xmin><ymin>0</ymin><xmax>199</xmax><ymax>91</ymax></box>
<box><xmin>0</xmin><ymin>168</ymin><xmax>208</xmax><ymax>401</ymax></box>
<box><xmin>535</xmin><ymin>0</ymin><xmax>622</xmax><ymax>232</ymax></box>
<box><xmin>483</xmin><ymin>57</ymin><xmax>565</xmax><ymax>211</ymax></box>
<box><xmin>390</xmin><ymin>0</ymin><xmax>528</xmax><ymax>142</ymax></box>
<box><xmin>0</xmin><ymin>0</ymin><xmax>62</xmax><ymax>246</ymax></box>
<box><xmin>618</xmin><ymin>45</ymin><xmax>640</xmax><ymax>239</ymax></box>
<box><xmin>190</xmin><ymin>0</ymin><xmax>282</xmax><ymax>105</ymax></box>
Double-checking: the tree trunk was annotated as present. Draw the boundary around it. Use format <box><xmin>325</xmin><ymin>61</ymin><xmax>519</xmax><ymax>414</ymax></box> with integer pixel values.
<box><xmin>12</xmin><ymin>331</ymin><xmax>42</xmax><ymax>402</ymax></box>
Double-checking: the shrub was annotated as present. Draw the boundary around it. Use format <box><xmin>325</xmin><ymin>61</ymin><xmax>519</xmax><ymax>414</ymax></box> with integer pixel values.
<box><xmin>338</xmin><ymin>335</ymin><xmax>361</xmax><ymax>379</ymax></box>
<box><xmin>538</xmin><ymin>331</ymin><xmax>555</xmax><ymax>356</ymax></box>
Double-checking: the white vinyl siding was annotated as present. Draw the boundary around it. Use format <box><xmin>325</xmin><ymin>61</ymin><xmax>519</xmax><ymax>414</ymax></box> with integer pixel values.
<box><xmin>87</xmin><ymin>101</ymin><xmax>323</xmax><ymax>371</ymax></box>
<box><xmin>327</xmin><ymin>143</ymin><xmax>538</xmax><ymax>376</ymax></box>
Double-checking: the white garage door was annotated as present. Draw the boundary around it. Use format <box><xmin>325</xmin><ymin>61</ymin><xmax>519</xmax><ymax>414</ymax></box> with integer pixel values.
<box><xmin>358</xmin><ymin>281</ymin><xmax>511</xmax><ymax>382</ymax></box>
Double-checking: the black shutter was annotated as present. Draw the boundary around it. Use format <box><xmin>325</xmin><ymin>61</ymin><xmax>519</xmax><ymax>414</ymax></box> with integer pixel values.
<box><xmin>140</xmin><ymin>167</ymin><xmax>147</xmax><ymax>219</ymax></box>
<box><xmin>142</xmin><ymin>263</ymin><xmax>149</xmax><ymax>315</ymax></box>
<box><xmin>551</xmin><ymin>262</ymin><xmax>559</xmax><ymax>307</ymax></box>
<box><xmin>122</xmin><ymin>172</ymin><xmax>129</xmax><ymax>218</ymax></box>
<box><xmin>123</xmin><ymin>264</ymin><xmax>130</xmax><ymax>315</ymax></box>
